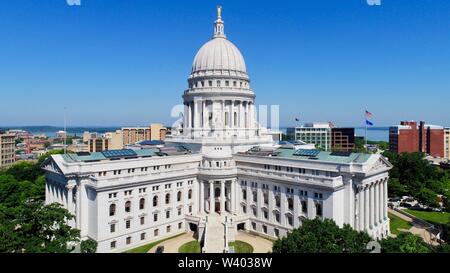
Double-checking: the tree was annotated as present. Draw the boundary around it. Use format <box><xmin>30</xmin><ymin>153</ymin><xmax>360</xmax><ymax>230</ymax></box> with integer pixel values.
<box><xmin>80</xmin><ymin>239</ymin><xmax>98</xmax><ymax>253</ymax></box>
<box><xmin>379</xmin><ymin>232</ymin><xmax>431</xmax><ymax>253</ymax></box>
<box><xmin>272</xmin><ymin>218</ymin><xmax>372</xmax><ymax>253</ymax></box>
<box><xmin>0</xmin><ymin>202</ymin><xmax>80</xmax><ymax>253</ymax></box>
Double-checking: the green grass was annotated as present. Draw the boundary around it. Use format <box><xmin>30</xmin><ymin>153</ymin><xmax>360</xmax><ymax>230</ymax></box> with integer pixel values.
<box><xmin>178</xmin><ymin>240</ymin><xmax>201</xmax><ymax>253</ymax></box>
<box><xmin>124</xmin><ymin>232</ymin><xmax>185</xmax><ymax>253</ymax></box>
<box><xmin>388</xmin><ymin>212</ymin><xmax>413</xmax><ymax>235</ymax></box>
<box><xmin>229</xmin><ymin>241</ymin><xmax>254</xmax><ymax>253</ymax></box>
<box><xmin>404</xmin><ymin>209</ymin><xmax>450</xmax><ymax>225</ymax></box>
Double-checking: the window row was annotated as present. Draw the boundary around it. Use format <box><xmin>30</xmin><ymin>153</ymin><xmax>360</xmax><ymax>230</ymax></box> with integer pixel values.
<box><xmin>190</xmin><ymin>80</ymin><xmax>248</xmax><ymax>89</ymax></box>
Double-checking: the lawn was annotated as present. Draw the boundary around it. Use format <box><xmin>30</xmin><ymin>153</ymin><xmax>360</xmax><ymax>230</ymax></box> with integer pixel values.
<box><xmin>404</xmin><ymin>209</ymin><xmax>450</xmax><ymax>225</ymax></box>
<box><xmin>388</xmin><ymin>212</ymin><xmax>413</xmax><ymax>235</ymax></box>
<box><xmin>229</xmin><ymin>241</ymin><xmax>254</xmax><ymax>253</ymax></box>
<box><xmin>178</xmin><ymin>240</ymin><xmax>201</xmax><ymax>253</ymax></box>
<box><xmin>124</xmin><ymin>232</ymin><xmax>185</xmax><ymax>253</ymax></box>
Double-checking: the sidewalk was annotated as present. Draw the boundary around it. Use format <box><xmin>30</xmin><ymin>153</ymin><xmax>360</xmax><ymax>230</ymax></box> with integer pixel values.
<box><xmin>148</xmin><ymin>232</ymin><xmax>196</xmax><ymax>253</ymax></box>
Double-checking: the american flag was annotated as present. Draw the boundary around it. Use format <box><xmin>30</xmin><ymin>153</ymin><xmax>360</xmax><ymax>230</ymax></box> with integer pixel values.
<box><xmin>365</xmin><ymin>110</ymin><xmax>373</xmax><ymax>118</ymax></box>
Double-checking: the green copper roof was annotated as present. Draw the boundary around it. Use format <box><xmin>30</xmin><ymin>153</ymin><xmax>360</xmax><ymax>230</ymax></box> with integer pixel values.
<box><xmin>274</xmin><ymin>148</ymin><xmax>372</xmax><ymax>164</ymax></box>
<box><xmin>60</xmin><ymin>148</ymin><xmax>160</xmax><ymax>163</ymax></box>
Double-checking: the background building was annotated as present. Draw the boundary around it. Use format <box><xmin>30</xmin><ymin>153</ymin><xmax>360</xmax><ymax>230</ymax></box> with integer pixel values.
<box><xmin>287</xmin><ymin>122</ymin><xmax>332</xmax><ymax>151</ymax></box>
<box><xmin>389</xmin><ymin>121</ymin><xmax>444</xmax><ymax>158</ymax></box>
<box><xmin>88</xmin><ymin>130</ymin><xmax>124</xmax><ymax>153</ymax></box>
<box><xmin>122</xmin><ymin>124</ymin><xmax>167</xmax><ymax>145</ymax></box>
<box><xmin>0</xmin><ymin>131</ymin><xmax>16</xmax><ymax>169</ymax></box>
<box><xmin>331</xmin><ymin>127</ymin><xmax>355</xmax><ymax>152</ymax></box>
<box><xmin>444</xmin><ymin>127</ymin><xmax>450</xmax><ymax>160</ymax></box>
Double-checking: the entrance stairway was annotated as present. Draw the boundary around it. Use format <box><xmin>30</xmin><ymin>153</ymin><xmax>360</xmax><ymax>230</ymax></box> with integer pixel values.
<box><xmin>202</xmin><ymin>213</ymin><xmax>225</xmax><ymax>253</ymax></box>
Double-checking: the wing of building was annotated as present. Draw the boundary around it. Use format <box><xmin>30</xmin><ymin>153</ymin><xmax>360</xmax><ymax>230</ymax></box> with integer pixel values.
<box><xmin>42</xmin><ymin>8</ymin><xmax>392</xmax><ymax>253</ymax></box>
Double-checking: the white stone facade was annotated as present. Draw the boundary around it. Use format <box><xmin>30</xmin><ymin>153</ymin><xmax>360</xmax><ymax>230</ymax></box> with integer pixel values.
<box><xmin>42</xmin><ymin>8</ymin><xmax>392</xmax><ymax>253</ymax></box>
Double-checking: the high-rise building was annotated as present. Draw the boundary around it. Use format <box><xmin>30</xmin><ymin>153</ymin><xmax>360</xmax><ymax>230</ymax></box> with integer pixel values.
<box><xmin>88</xmin><ymin>130</ymin><xmax>124</xmax><ymax>152</ymax></box>
<box><xmin>331</xmin><ymin>127</ymin><xmax>355</xmax><ymax>152</ymax></box>
<box><xmin>0</xmin><ymin>132</ymin><xmax>16</xmax><ymax>169</ymax></box>
<box><xmin>287</xmin><ymin>122</ymin><xmax>332</xmax><ymax>151</ymax></box>
<box><xmin>389</xmin><ymin>121</ymin><xmax>444</xmax><ymax>158</ymax></box>
<box><xmin>122</xmin><ymin>124</ymin><xmax>167</xmax><ymax>145</ymax></box>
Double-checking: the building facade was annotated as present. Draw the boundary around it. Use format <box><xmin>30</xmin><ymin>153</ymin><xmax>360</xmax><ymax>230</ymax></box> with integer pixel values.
<box><xmin>445</xmin><ymin>128</ymin><xmax>450</xmax><ymax>160</ymax></box>
<box><xmin>287</xmin><ymin>122</ymin><xmax>332</xmax><ymax>151</ymax></box>
<box><xmin>331</xmin><ymin>127</ymin><xmax>355</xmax><ymax>152</ymax></box>
<box><xmin>389</xmin><ymin>121</ymin><xmax>444</xmax><ymax>158</ymax></box>
<box><xmin>0</xmin><ymin>132</ymin><xmax>15</xmax><ymax>169</ymax></box>
<box><xmin>122</xmin><ymin>124</ymin><xmax>167</xmax><ymax>145</ymax></box>
<box><xmin>42</xmin><ymin>9</ymin><xmax>391</xmax><ymax>253</ymax></box>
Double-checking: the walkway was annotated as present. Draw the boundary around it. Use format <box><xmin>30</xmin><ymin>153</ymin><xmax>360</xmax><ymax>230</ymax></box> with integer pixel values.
<box><xmin>203</xmin><ymin>213</ymin><xmax>226</xmax><ymax>253</ymax></box>
<box><xmin>148</xmin><ymin>232</ymin><xmax>196</xmax><ymax>253</ymax></box>
<box><xmin>388</xmin><ymin>208</ymin><xmax>439</xmax><ymax>245</ymax></box>
<box><xmin>235</xmin><ymin>231</ymin><xmax>274</xmax><ymax>253</ymax></box>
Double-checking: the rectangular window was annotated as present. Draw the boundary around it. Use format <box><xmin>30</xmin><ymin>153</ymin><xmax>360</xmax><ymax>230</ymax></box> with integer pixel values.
<box><xmin>166</xmin><ymin>210</ymin><xmax>170</xmax><ymax>219</ymax></box>
<box><xmin>140</xmin><ymin>217</ymin><xmax>145</xmax><ymax>225</ymax></box>
<box><xmin>126</xmin><ymin>237</ymin><xmax>131</xmax><ymax>245</ymax></box>
<box><xmin>110</xmin><ymin>224</ymin><xmax>115</xmax><ymax>233</ymax></box>
<box><xmin>154</xmin><ymin>229</ymin><xmax>159</xmax><ymax>236</ymax></box>
<box><xmin>141</xmin><ymin>233</ymin><xmax>146</xmax><ymax>240</ymax></box>
<box><xmin>126</xmin><ymin>220</ymin><xmax>131</xmax><ymax>229</ymax></box>
<box><xmin>154</xmin><ymin>214</ymin><xmax>158</xmax><ymax>222</ymax></box>
<box><xmin>110</xmin><ymin>241</ymin><xmax>116</xmax><ymax>249</ymax></box>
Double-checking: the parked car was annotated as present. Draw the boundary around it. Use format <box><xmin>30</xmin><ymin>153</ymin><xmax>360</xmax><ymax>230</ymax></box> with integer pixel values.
<box><xmin>400</xmin><ymin>202</ymin><xmax>412</xmax><ymax>208</ymax></box>
<box><xmin>155</xmin><ymin>246</ymin><xmax>165</xmax><ymax>253</ymax></box>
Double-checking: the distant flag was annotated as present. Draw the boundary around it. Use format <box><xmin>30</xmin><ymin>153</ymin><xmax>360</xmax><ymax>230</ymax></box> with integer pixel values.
<box><xmin>365</xmin><ymin>110</ymin><xmax>373</xmax><ymax>118</ymax></box>
<box><xmin>295</xmin><ymin>117</ymin><xmax>300</xmax><ymax>122</ymax></box>
<box><xmin>365</xmin><ymin>119</ymin><xmax>374</xmax><ymax>126</ymax></box>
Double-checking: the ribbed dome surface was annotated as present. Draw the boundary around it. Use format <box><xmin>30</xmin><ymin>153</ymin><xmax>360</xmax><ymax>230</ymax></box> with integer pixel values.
<box><xmin>191</xmin><ymin>37</ymin><xmax>247</xmax><ymax>75</ymax></box>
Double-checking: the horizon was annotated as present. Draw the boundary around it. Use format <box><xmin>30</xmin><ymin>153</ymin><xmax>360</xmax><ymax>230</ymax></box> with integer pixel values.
<box><xmin>1</xmin><ymin>0</ymin><xmax>449</xmax><ymax>127</ymax></box>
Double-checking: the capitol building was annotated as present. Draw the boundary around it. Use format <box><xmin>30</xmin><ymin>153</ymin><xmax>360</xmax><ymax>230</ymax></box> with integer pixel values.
<box><xmin>42</xmin><ymin>8</ymin><xmax>392</xmax><ymax>253</ymax></box>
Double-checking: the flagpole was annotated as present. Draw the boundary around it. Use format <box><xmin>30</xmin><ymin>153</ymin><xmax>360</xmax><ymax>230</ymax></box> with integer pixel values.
<box><xmin>365</xmin><ymin>109</ymin><xmax>368</xmax><ymax>153</ymax></box>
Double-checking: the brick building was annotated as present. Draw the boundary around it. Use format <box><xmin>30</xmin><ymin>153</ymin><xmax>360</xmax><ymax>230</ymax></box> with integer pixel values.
<box><xmin>389</xmin><ymin>121</ymin><xmax>444</xmax><ymax>158</ymax></box>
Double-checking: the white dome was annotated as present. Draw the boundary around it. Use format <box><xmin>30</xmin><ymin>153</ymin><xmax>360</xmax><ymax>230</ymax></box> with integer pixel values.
<box><xmin>192</xmin><ymin>37</ymin><xmax>247</xmax><ymax>76</ymax></box>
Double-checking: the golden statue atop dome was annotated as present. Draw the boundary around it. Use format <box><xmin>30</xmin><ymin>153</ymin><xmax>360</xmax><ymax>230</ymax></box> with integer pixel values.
<box><xmin>217</xmin><ymin>5</ymin><xmax>222</xmax><ymax>18</ymax></box>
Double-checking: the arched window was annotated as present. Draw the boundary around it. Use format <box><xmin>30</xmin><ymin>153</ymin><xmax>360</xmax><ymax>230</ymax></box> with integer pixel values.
<box><xmin>177</xmin><ymin>191</ymin><xmax>182</xmax><ymax>202</ymax></box>
<box><xmin>139</xmin><ymin>198</ymin><xmax>145</xmax><ymax>210</ymax></box>
<box><xmin>125</xmin><ymin>201</ymin><xmax>131</xmax><ymax>213</ymax></box>
<box><xmin>188</xmin><ymin>189</ymin><xmax>192</xmax><ymax>199</ymax></box>
<box><xmin>288</xmin><ymin>197</ymin><xmax>294</xmax><ymax>210</ymax></box>
<box><xmin>165</xmin><ymin>193</ymin><xmax>170</xmax><ymax>204</ymax></box>
<box><xmin>263</xmin><ymin>193</ymin><xmax>268</xmax><ymax>205</ymax></box>
<box><xmin>275</xmin><ymin>195</ymin><xmax>281</xmax><ymax>207</ymax></box>
<box><xmin>242</xmin><ymin>189</ymin><xmax>247</xmax><ymax>200</ymax></box>
<box><xmin>153</xmin><ymin>196</ymin><xmax>158</xmax><ymax>207</ymax></box>
<box><xmin>316</xmin><ymin>203</ymin><xmax>323</xmax><ymax>217</ymax></box>
<box><xmin>109</xmin><ymin>204</ymin><xmax>116</xmax><ymax>216</ymax></box>
<box><xmin>252</xmin><ymin>191</ymin><xmax>257</xmax><ymax>203</ymax></box>
<box><xmin>215</xmin><ymin>187</ymin><xmax>221</xmax><ymax>198</ymax></box>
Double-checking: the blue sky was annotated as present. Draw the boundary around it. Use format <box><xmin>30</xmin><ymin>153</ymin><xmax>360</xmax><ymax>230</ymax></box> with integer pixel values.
<box><xmin>0</xmin><ymin>0</ymin><xmax>449</xmax><ymax>127</ymax></box>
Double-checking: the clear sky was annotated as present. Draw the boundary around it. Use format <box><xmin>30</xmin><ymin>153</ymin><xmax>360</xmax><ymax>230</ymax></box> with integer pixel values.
<box><xmin>0</xmin><ymin>0</ymin><xmax>449</xmax><ymax>128</ymax></box>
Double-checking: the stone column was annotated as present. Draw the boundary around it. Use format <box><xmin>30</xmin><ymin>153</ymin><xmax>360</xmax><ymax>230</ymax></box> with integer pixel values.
<box><xmin>370</xmin><ymin>184</ymin><xmax>375</xmax><ymax>228</ymax></box>
<box><xmin>209</xmin><ymin>181</ymin><xmax>214</xmax><ymax>214</ymax></box>
<box><xmin>379</xmin><ymin>180</ymin><xmax>383</xmax><ymax>223</ymax></box>
<box><xmin>257</xmin><ymin>184</ymin><xmax>263</xmax><ymax>220</ymax></box>
<box><xmin>383</xmin><ymin>179</ymin><xmax>388</xmax><ymax>220</ymax></box>
<box><xmin>220</xmin><ymin>181</ymin><xmax>225</xmax><ymax>213</ymax></box>
<box><xmin>280</xmin><ymin>189</ymin><xmax>287</xmax><ymax>226</ymax></box>
<box><xmin>375</xmin><ymin>182</ymin><xmax>379</xmax><ymax>226</ymax></box>
<box><xmin>199</xmin><ymin>181</ymin><xmax>204</xmax><ymax>213</ymax></box>
<box><xmin>359</xmin><ymin>186</ymin><xmax>364</xmax><ymax>231</ymax></box>
<box><xmin>364</xmin><ymin>186</ymin><xmax>369</xmax><ymax>231</ymax></box>
<box><xmin>268</xmin><ymin>187</ymin><xmax>274</xmax><ymax>222</ymax></box>
<box><xmin>66</xmin><ymin>183</ymin><xmax>75</xmax><ymax>215</ymax></box>
<box><xmin>231</xmin><ymin>179</ymin><xmax>236</xmax><ymax>214</ymax></box>
<box><xmin>293</xmin><ymin>192</ymin><xmax>300</xmax><ymax>227</ymax></box>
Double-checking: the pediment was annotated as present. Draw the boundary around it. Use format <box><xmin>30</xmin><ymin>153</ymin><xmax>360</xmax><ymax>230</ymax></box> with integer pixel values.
<box><xmin>41</xmin><ymin>157</ymin><xmax>64</xmax><ymax>175</ymax></box>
